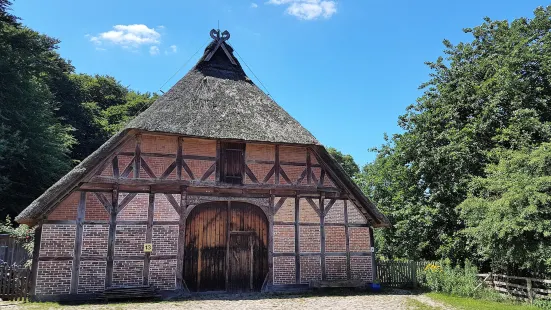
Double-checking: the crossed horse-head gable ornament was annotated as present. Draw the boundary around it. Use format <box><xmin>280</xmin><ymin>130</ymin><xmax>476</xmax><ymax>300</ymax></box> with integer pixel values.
<box><xmin>205</xmin><ymin>29</ymin><xmax>236</xmax><ymax>65</ymax></box>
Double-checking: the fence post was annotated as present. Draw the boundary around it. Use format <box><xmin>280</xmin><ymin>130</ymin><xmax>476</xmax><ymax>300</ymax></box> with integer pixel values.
<box><xmin>411</xmin><ymin>261</ymin><xmax>417</xmax><ymax>289</ymax></box>
<box><xmin>527</xmin><ymin>278</ymin><xmax>533</xmax><ymax>303</ymax></box>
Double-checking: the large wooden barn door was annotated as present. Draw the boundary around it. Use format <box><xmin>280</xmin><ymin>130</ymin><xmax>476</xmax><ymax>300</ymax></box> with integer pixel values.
<box><xmin>184</xmin><ymin>201</ymin><xmax>268</xmax><ymax>292</ymax></box>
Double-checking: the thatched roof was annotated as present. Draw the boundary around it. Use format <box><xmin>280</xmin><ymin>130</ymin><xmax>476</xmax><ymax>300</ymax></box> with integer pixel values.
<box><xmin>125</xmin><ymin>39</ymin><xmax>319</xmax><ymax>145</ymax></box>
<box><xmin>16</xmin><ymin>31</ymin><xmax>389</xmax><ymax>227</ymax></box>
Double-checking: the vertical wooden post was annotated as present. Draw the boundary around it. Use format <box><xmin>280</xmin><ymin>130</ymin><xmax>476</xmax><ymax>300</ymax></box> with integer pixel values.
<box><xmin>176</xmin><ymin>137</ymin><xmax>183</xmax><ymax>180</ymax></box>
<box><xmin>29</xmin><ymin>223</ymin><xmax>42</xmax><ymax>298</ymax></box>
<box><xmin>410</xmin><ymin>260</ymin><xmax>417</xmax><ymax>288</ymax></box>
<box><xmin>306</xmin><ymin>149</ymin><xmax>311</xmax><ymax>185</ymax></box>
<box><xmin>344</xmin><ymin>200</ymin><xmax>351</xmax><ymax>280</ymax></box>
<box><xmin>274</xmin><ymin>146</ymin><xmax>280</xmax><ymax>185</ymax></box>
<box><xmin>143</xmin><ymin>192</ymin><xmax>154</xmax><ymax>285</ymax></box>
<box><xmin>319</xmin><ymin>195</ymin><xmax>326</xmax><ymax>281</ymax></box>
<box><xmin>70</xmin><ymin>192</ymin><xmax>87</xmax><ymax>294</ymax></box>
<box><xmin>527</xmin><ymin>278</ymin><xmax>533</xmax><ymax>303</ymax></box>
<box><xmin>134</xmin><ymin>134</ymin><xmax>141</xmax><ymax>178</ymax></box>
<box><xmin>369</xmin><ymin>226</ymin><xmax>377</xmax><ymax>283</ymax></box>
<box><xmin>105</xmin><ymin>186</ymin><xmax>118</xmax><ymax>288</ymax></box>
<box><xmin>294</xmin><ymin>196</ymin><xmax>300</xmax><ymax>284</ymax></box>
<box><xmin>215</xmin><ymin>140</ymin><xmax>221</xmax><ymax>183</ymax></box>
<box><xmin>112</xmin><ymin>157</ymin><xmax>119</xmax><ymax>179</ymax></box>
<box><xmin>176</xmin><ymin>186</ymin><xmax>188</xmax><ymax>291</ymax></box>
<box><xmin>263</xmin><ymin>194</ymin><xmax>275</xmax><ymax>291</ymax></box>
<box><xmin>225</xmin><ymin>201</ymin><xmax>231</xmax><ymax>291</ymax></box>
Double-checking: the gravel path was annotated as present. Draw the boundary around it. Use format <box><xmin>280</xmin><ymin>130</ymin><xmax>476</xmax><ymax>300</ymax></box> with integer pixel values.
<box><xmin>2</xmin><ymin>291</ymin><xmax>447</xmax><ymax>310</ymax></box>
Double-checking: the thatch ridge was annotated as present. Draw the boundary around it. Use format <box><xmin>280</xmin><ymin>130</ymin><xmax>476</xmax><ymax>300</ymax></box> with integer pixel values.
<box><xmin>125</xmin><ymin>41</ymin><xmax>318</xmax><ymax>145</ymax></box>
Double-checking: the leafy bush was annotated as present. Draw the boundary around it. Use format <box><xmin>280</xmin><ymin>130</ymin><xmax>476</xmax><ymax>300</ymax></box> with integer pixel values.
<box><xmin>535</xmin><ymin>299</ymin><xmax>551</xmax><ymax>310</ymax></box>
<box><xmin>0</xmin><ymin>216</ymin><xmax>35</xmax><ymax>267</ymax></box>
<box><xmin>419</xmin><ymin>259</ymin><xmax>503</xmax><ymax>300</ymax></box>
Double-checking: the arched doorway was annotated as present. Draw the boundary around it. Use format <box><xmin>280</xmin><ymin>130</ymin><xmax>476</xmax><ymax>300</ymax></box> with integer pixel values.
<box><xmin>184</xmin><ymin>201</ymin><xmax>269</xmax><ymax>292</ymax></box>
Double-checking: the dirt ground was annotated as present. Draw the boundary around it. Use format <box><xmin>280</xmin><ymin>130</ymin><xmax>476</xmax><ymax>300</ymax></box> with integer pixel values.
<box><xmin>0</xmin><ymin>290</ymin><xmax>450</xmax><ymax>310</ymax></box>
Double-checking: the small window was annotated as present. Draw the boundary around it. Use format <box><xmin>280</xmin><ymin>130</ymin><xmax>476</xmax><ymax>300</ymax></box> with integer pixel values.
<box><xmin>220</xmin><ymin>142</ymin><xmax>245</xmax><ymax>184</ymax></box>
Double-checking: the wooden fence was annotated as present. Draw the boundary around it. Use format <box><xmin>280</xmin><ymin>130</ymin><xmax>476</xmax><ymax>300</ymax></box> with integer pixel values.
<box><xmin>478</xmin><ymin>273</ymin><xmax>551</xmax><ymax>302</ymax></box>
<box><xmin>376</xmin><ymin>260</ymin><xmax>436</xmax><ymax>288</ymax></box>
<box><xmin>0</xmin><ymin>235</ymin><xmax>30</xmax><ymax>266</ymax></box>
<box><xmin>0</xmin><ymin>265</ymin><xmax>31</xmax><ymax>301</ymax></box>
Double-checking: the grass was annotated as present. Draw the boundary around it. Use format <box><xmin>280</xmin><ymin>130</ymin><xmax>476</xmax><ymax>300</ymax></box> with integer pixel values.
<box><xmin>426</xmin><ymin>292</ymin><xmax>540</xmax><ymax>310</ymax></box>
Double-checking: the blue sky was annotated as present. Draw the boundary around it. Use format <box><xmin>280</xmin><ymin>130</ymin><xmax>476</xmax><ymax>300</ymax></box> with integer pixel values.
<box><xmin>12</xmin><ymin>0</ymin><xmax>549</xmax><ymax>166</ymax></box>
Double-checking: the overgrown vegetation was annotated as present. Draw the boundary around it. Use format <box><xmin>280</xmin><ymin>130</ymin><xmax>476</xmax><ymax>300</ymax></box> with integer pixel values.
<box><xmin>426</xmin><ymin>292</ymin><xmax>540</xmax><ymax>310</ymax></box>
<box><xmin>0</xmin><ymin>217</ymin><xmax>34</xmax><ymax>266</ymax></box>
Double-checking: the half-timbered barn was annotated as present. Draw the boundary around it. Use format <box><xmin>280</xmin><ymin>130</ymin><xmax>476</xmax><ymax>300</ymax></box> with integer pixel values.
<box><xmin>16</xmin><ymin>29</ymin><xmax>390</xmax><ymax>300</ymax></box>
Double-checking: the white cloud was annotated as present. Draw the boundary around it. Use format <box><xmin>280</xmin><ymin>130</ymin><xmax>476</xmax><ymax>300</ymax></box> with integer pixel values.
<box><xmin>90</xmin><ymin>24</ymin><xmax>161</xmax><ymax>48</ymax></box>
<box><xmin>251</xmin><ymin>3</ymin><xmax>258</xmax><ymax>8</ymax></box>
<box><xmin>149</xmin><ymin>46</ymin><xmax>160</xmax><ymax>55</ymax></box>
<box><xmin>170</xmin><ymin>45</ymin><xmax>178</xmax><ymax>53</ymax></box>
<box><xmin>267</xmin><ymin>0</ymin><xmax>337</xmax><ymax>20</ymax></box>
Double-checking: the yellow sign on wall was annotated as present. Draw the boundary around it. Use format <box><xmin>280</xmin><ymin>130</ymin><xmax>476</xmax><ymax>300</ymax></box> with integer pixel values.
<box><xmin>144</xmin><ymin>243</ymin><xmax>153</xmax><ymax>252</ymax></box>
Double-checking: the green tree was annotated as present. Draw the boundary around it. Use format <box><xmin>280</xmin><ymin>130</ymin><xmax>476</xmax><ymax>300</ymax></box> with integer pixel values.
<box><xmin>0</xmin><ymin>0</ymin><xmax>74</xmax><ymax>217</ymax></box>
<box><xmin>361</xmin><ymin>6</ymin><xmax>551</xmax><ymax>262</ymax></box>
<box><xmin>459</xmin><ymin>144</ymin><xmax>551</xmax><ymax>276</ymax></box>
<box><xmin>327</xmin><ymin>147</ymin><xmax>360</xmax><ymax>177</ymax></box>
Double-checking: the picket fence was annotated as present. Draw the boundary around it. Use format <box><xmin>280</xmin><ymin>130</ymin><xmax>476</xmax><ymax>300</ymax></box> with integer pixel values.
<box><xmin>478</xmin><ymin>273</ymin><xmax>551</xmax><ymax>302</ymax></box>
<box><xmin>376</xmin><ymin>260</ymin><xmax>436</xmax><ymax>288</ymax></box>
<box><xmin>0</xmin><ymin>266</ymin><xmax>31</xmax><ymax>301</ymax></box>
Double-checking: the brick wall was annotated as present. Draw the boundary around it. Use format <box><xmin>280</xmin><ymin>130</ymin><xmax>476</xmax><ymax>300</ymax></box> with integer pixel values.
<box><xmin>149</xmin><ymin>259</ymin><xmax>177</xmax><ymax>290</ymax></box>
<box><xmin>299</xmin><ymin>199</ymin><xmax>319</xmax><ymax>223</ymax></box>
<box><xmin>300</xmin><ymin>256</ymin><xmax>321</xmax><ymax>284</ymax></box>
<box><xmin>245</xmin><ymin>163</ymin><xmax>274</xmax><ymax>184</ymax></box>
<box><xmin>85</xmin><ymin>193</ymin><xmax>109</xmax><ymax>221</ymax></box>
<box><xmin>280</xmin><ymin>165</ymin><xmax>304</xmax><ymax>185</ymax></box>
<box><xmin>350</xmin><ymin>257</ymin><xmax>372</xmax><ymax>281</ymax></box>
<box><xmin>48</xmin><ymin>192</ymin><xmax>78</xmax><ymax>220</ymax></box>
<box><xmin>39</xmin><ymin>224</ymin><xmax>75</xmax><ymax>257</ymax></box>
<box><xmin>274</xmin><ymin>198</ymin><xmax>294</xmax><ymax>222</ymax></box>
<box><xmin>279</xmin><ymin>146</ymin><xmax>306</xmax><ymax>163</ymax></box>
<box><xmin>349</xmin><ymin>227</ymin><xmax>370</xmax><ymax>252</ymax></box>
<box><xmin>112</xmin><ymin>260</ymin><xmax>144</xmax><ymax>287</ymax></box>
<box><xmin>186</xmin><ymin>159</ymin><xmax>215</xmax><ymax>181</ymax></box>
<box><xmin>141</xmin><ymin>156</ymin><xmax>177</xmax><ymax>179</ymax></box>
<box><xmin>246</xmin><ymin>144</ymin><xmax>275</xmax><ymax>161</ymax></box>
<box><xmin>115</xmin><ymin>225</ymin><xmax>147</xmax><ymax>256</ymax></box>
<box><xmin>154</xmin><ymin>194</ymin><xmax>180</xmax><ymax>221</ymax></box>
<box><xmin>78</xmin><ymin>261</ymin><xmax>106</xmax><ymax>293</ymax></box>
<box><xmin>324</xmin><ymin>200</ymin><xmax>345</xmax><ymax>223</ymax></box>
<box><xmin>99</xmin><ymin>161</ymin><xmax>113</xmax><ymax>177</ymax></box>
<box><xmin>152</xmin><ymin>225</ymin><xmax>178</xmax><ymax>256</ymax></box>
<box><xmin>183</xmin><ymin>138</ymin><xmax>216</xmax><ymax>157</ymax></box>
<box><xmin>299</xmin><ymin>226</ymin><xmax>320</xmax><ymax>253</ymax></box>
<box><xmin>117</xmin><ymin>155</ymin><xmax>134</xmax><ymax>176</ymax></box>
<box><xmin>117</xmin><ymin>193</ymin><xmax>148</xmax><ymax>221</ymax></box>
<box><xmin>348</xmin><ymin>203</ymin><xmax>368</xmax><ymax>224</ymax></box>
<box><xmin>82</xmin><ymin>224</ymin><xmax>109</xmax><ymax>257</ymax></box>
<box><xmin>141</xmin><ymin>135</ymin><xmax>177</xmax><ymax>154</ymax></box>
<box><xmin>273</xmin><ymin>225</ymin><xmax>294</xmax><ymax>253</ymax></box>
<box><xmin>36</xmin><ymin>261</ymin><xmax>72</xmax><ymax>295</ymax></box>
<box><xmin>325</xmin><ymin>256</ymin><xmax>347</xmax><ymax>280</ymax></box>
<box><xmin>325</xmin><ymin>226</ymin><xmax>346</xmax><ymax>252</ymax></box>
<box><xmin>273</xmin><ymin>256</ymin><xmax>295</xmax><ymax>285</ymax></box>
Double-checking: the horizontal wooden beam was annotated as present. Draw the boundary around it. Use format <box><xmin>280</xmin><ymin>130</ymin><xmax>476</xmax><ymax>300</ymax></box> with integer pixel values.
<box><xmin>89</xmin><ymin>176</ymin><xmax>341</xmax><ymax>192</ymax></box>
<box><xmin>39</xmin><ymin>255</ymin><xmax>178</xmax><ymax>262</ymax></box>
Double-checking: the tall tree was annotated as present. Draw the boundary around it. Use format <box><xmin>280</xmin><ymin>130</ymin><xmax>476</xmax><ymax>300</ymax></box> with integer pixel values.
<box><xmin>0</xmin><ymin>0</ymin><xmax>74</xmax><ymax>216</ymax></box>
<box><xmin>459</xmin><ymin>145</ymin><xmax>551</xmax><ymax>276</ymax></box>
<box><xmin>327</xmin><ymin>147</ymin><xmax>360</xmax><ymax>177</ymax></box>
<box><xmin>361</xmin><ymin>6</ymin><xmax>551</xmax><ymax>262</ymax></box>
